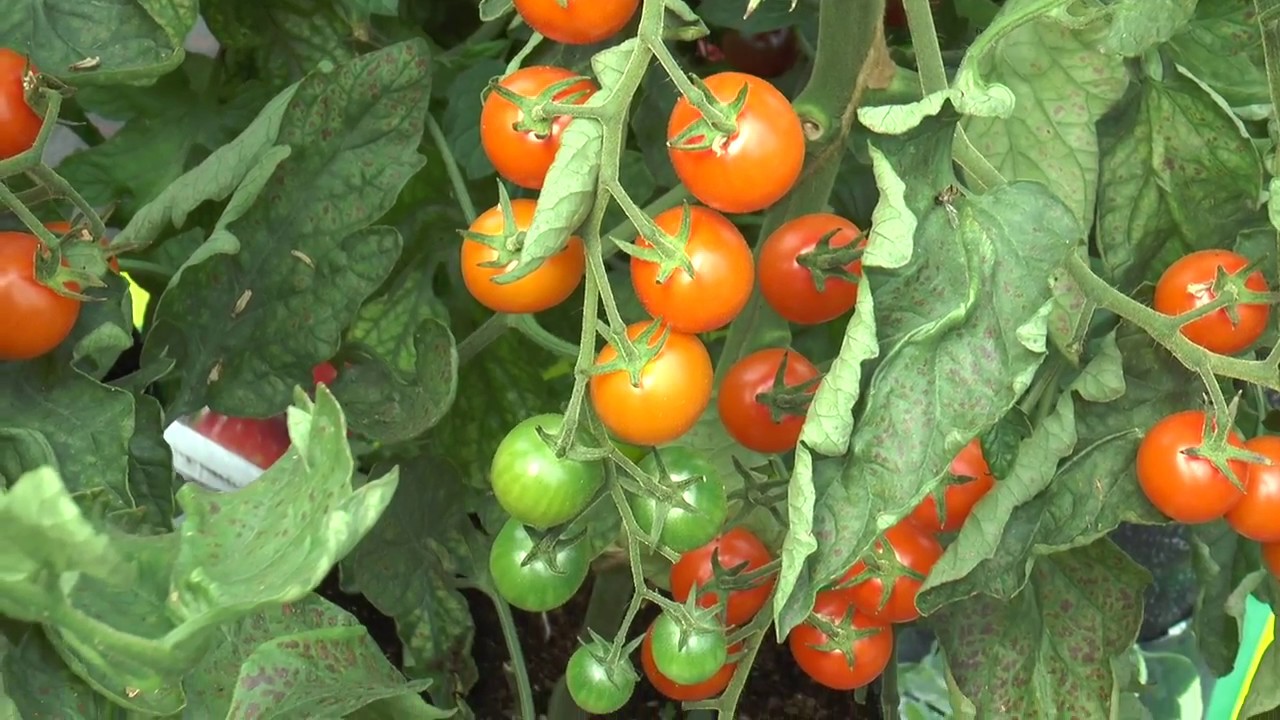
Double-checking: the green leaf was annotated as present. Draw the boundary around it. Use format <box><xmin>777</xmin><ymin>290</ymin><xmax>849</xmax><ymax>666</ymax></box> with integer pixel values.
<box><xmin>930</xmin><ymin>540</ymin><xmax>1149</xmax><ymax>717</ymax></box>
<box><xmin>1240</xmin><ymin>642</ymin><xmax>1280</xmax><ymax>717</ymax></box>
<box><xmin>57</xmin><ymin>273</ymin><xmax>135</xmax><ymax>381</ymax></box>
<box><xmin>1046</xmin><ymin>255</ymin><xmax>1095</xmax><ymax>364</ymax></box>
<box><xmin>1188</xmin><ymin>522</ymin><xmax>1256</xmax><ymax>675</ymax></box>
<box><xmin>183</xmin><ymin>594</ymin><xmax>445</xmax><ymax>719</ymax></box>
<box><xmin>1</xmin><ymin>626</ymin><xmax>119</xmax><ymax>719</ymax></box>
<box><xmin>141</xmin><ymin>39</ymin><xmax>433</xmax><ymax>418</ymax></box>
<box><xmin>124</xmin><ymin>395</ymin><xmax>180</xmax><ymax>531</ymax></box>
<box><xmin>203</xmin><ymin>0</ymin><xmax>358</xmax><ymax>86</ymax></box>
<box><xmin>1096</xmin><ymin>66</ymin><xmax>1265</xmax><ymax>290</ymax></box>
<box><xmin>977</xmin><ymin>406</ymin><xmax>1033</xmax><ymax>480</ymax></box>
<box><xmin>478</xmin><ymin>0</ymin><xmax>513</xmax><ymax>22</ymax></box>
<box><xmin>442</xmin><ymin>60</ymin><xmax>505</xmax><ymax>181</ymax></box>
<box><xmin>1100</xmin><ymin>0</ymin><xmax>1197</xmax><ymax>57</ymax></box>
<box><xmin>1166</xmin><ymin>0</ymin><xmax>1270</xmax><ymax>107</ymax></box>
<box><xmin>961</xmin><ymin>11</ymin><xmax>1129</xmax><ymax>227</ymax></box>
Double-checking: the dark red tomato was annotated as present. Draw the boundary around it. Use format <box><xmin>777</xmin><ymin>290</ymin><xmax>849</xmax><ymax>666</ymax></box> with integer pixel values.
<box><xmin>827</xmin><ymin>521</ymin><xmax>943</xmax><ymax>624</ymax></box>
<box><xmin>758</xmin><ymin>213</ymin><xmax>864</xmax><ymax>325</ymax></box>
<box><xmin>480</xmin><ymin>66</ymin><xmax>597</xmax><ymax>190</ymax></box>
<box><xmin>461</xmin><ymin>199</ymin><xmax>585</xmax><ymax>313</ymax></box>
<box><xmin>670</xmin><ymin>527</ymin><xmax>775</xmax><ymax>627</ymax></box>
<box><xmin>1264</xmin><ymin>541</ymin><xmax>1280</xmax><ymax>580</ymax></box>
<box><xmin>630</xmin><ymin>204</ymin><xmax>754</xmax><ymax>334</ymax></box>
<box><xmin>513</xmin><ymin>0</ymin><xmax>640</xmax><ymax>45</ymax></box>
<box><xmin>788</xmin><ymin>592</ymin><xmax>893</xmax><ymax>690</ymax></box>
<box><xmin>718</xmin><ymin>347</ymin><xmax>820</xmax><ymax>454</ymax></box>
<box><xmin>908</xmin><ymin>439</ymin><xmax>997</xmax><ymax>533</ymax></box>
<box><xmin>1136</xmin><ymin>410</ymin><xmax>1247</xmax><ymax>524</ymax></box>
<box><xmin>720</xmin><ymin>28</ymin><xmax>799</xmax><ymax>79</ymax></box>
<box><xmin>1226</xmin><ymin>435</ymin><xmax>1280</xmax><ymax>543</ymax></box>
<box><xmin>312</xmin><ymin>361</ymin><xmax>338</xmax><ymax>386</ymax></box>
<box><xmin>1153</xmin><ymin>249</ymin><xmax>1270</xmax><ymax>355</ymax></box>
<box><xmin>640</xmin><ymin>620</ymin><xmax>739</xmax><ymax>702</ymax></box>
<box><xmin>0</xmin><ymin>49</ymin><xmax>40</xmax><ymax>160</ymax></box>
<box><xmin>0</xmin><ymin>231</ymin><xmax>80</xmax><ymax>360</ymax></box>
<box><xmin>667</xmin><ymin>72</ymin><xmax>805</xmax><ymax>215</ymax></box>
<box><xmin>192</xmin><ymin>411</ymin><xmax>292</xmax><ymax>469</ymax></box>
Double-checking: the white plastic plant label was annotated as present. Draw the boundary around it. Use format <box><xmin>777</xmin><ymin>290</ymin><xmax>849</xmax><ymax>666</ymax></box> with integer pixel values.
<box><xmin>163</xmin><ymin>409</ymin><xmax>292</xmax><ymax>492</ymax></box>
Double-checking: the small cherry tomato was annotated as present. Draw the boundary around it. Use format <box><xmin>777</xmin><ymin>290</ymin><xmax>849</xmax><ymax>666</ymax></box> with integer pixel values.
<box><xmin>589</xmin><ymin>322</ymin><xmax>713</xmax><ymax>446</ymax></box>
<box><xmin>1263</xmin><ymin>541</ymin><xmax>1280</xmax><ymax>580</ymax></box>
<box><xmin>1226</xmin><ymin>435</ymin><xmax>1280</xmax><ymax>543</ymax></box>
<box><xmin>1135</xmin><ymin>410</ymin><xmax>1247</xmax><ymax>524</ymax></box>
<box><xmin>720</xmin><ymin>28</ymin><xmax>799</xmax><ymax>79</ymax></box>
<box><xmin>0</xmin><ymin>231</ymin><xmax>80</xmax><ymax>360</ymax></box>
<box><xmin>489</xmin><ymin>518</ymin><xmax>590</xmax><ymax>612</ymax></box>
<box><xmin>1153</xmin><ymin>249</ymin><xmax>1270</xmax><ymax>355</ymax></box>
<box><xmin>670</xmin><ymin>527</ymin><xmax>775</xmax><ymax>627</ymax></box>
<box><xmin>825</xmin><ymin>521</ymin><xmax>943</xmax><ymax>624</ymax></box>
<box><xmin>718</xmin><ymin>347</ymin><xmax>820</xmax><ymax>454</ymax></box>
<box><xmin>480</xmin><ymin>66</ymin><xmax>597</xmax><ymax>190</ymax></box>
<box><xmin>0</xmin><ymin>49</ymin><xmax>41</xmax><ymax>160</ymax></box>
<box><xmin>667</xmin><ymin>72</ymin><xmax>805</xmax><ymax>214</ymax></box>
<box><xmin>192</xmin><ymin>411</ymin><xmax>292</xmax><ymax>469</ymax></box>
<box><xmin>640</xmin><ymin>619</ymin><xmax>739</xmax><ymax>702</ymax></box>
<box><xmin>908</xmin><ymin>439</ymin><xmax>997</xmax><ymax>533</ymax></box>
<box><xmin>788</xmin><ymin>592</ymin><xmax>893</xmax><ymax>690</ymax></box>
<box><xmin>649</xmin><ymin>611</ymin><xmax>728</xmax><ymax>685</ymax></box>
<box><xmin>758</xmin><ymin>213</ymin><xmax>864</xmax><ymax>326</ymax></box>
<box><xmin>490</xmin><ymin>413</ymin><xmax>604</xmax><ymax>529</ymax></box>
<box><xmin>630</xmin><ymin>204</ymin><xmax>754</xmax><ymax>334</ymax></box>
<box><xmin>513</xmin><ymin>0</ymin><xmax>640</xmax><ymax>45</ymax></box>
<box><xmin>565</xmin><ymin>644</ymin><xmax>636</xmax><ymax>714</ymax></box>
<box><xmin>630</xmin><ymin>446</ymin><xmax>728</xmax><ymax>553</ymax></box>
<box><xmin>461</xmin><ymin>199</ymin><xmax>585</xmax><ymax>314</ymax></box>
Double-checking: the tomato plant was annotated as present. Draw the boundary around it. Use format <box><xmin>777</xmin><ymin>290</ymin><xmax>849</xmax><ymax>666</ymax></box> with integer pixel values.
<box><xmin>908</xmin><ymin>438</ymin><xmax>997</xmax><ymax>533</ymax></box>
<box><xmin>0</xmin><ymin>49</ymin><xmax>39</xmax><ymax>160</ymax></box>
<box><xmin>670</xmin><ymin>527</ymin><xmax>775</xmax><ymax>627</ymax></box>
<box><xmin>788</xmin><ymin>592</ymin><xmax>893</xmax><ymax>691</ymax></box>
<box><xmin>1152</xmin><ymin>250</ymin><xmax>1271</xmax><ymax>355</ymax></box>
<box><xmin>589</xmin><ymin>321</ymin><xmax>713</xmax><ymax>446</ymax></box>
<box><xmin>827</xmin><ymin>520</ymin><xmax>943</xmax><ymax>624</ymax></box>
<box><xmin>648</xmin><ymin>611</ymin><xmax>729</xmax><ymax>685</ymax></box>
<box><xmin>640</xmin><ymin>619</ymin><xmax>738</xmax><ymax>702</ymax></box>
<box><xmin>512</xmin><ymin>0</ymin><xmax>640</xmax><ymax>45</ymax></box>
<box><xmin>491</xmin><ymin>413</ymin><xmax>603</xmax><ymax>529</ymax></box>
<box><xmin>462</xmin><ymin>198</ymin><xmax>585</xmax><ymax>314</ymax></box>
<box><xmin>758</xmin><ymin>212</ymin><xmax>865</xmax><ymax>326</ymax></box>
<box><xmin>720</xmin><ymin>29</ymin><xmax>800</xmax><ymax>79</ymax></box>
<box><xmin>629</xmin><ymin>204</ymin><xmax>754</xmax><ymax>334</ymax></box>
<box><xmin>489</xmin><ymin>519</ymin><xmax>591</xmax><ymax>613</ymax></box>
<box><xmin>718</xmin><ymin>347</ymin><xmax>820</xmax><ymax>453</ymax></box>
<box><xmin>191</xmin><ymin>411</ymin><xmax>292</xmax><ymax>469</ymax></box>
<box><xmin>667</xmin><ymin>72</ymin><xmax>805</xmax><ymax>214</ymax></box>
<box><xmin>0</xmin><ymin>231</ymin><xmax>80</xmax><ymax>360</ymax></box>
<box><xmin>1136</xmin><ymin>410</ymin><xmax>1247</xmax><ymax>524</ymax></box>
<box><xmin>629</xmin><ymin>446</ymin><xmax>728</xmax><ymax>552</ymax></box>
<box><xmin>480</xmin><ymin>66</ymin><xmax>597</xmax><ymax>190</ymax></box>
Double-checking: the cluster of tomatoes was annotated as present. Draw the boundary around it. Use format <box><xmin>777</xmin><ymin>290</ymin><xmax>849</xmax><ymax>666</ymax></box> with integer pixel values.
<box><xmin>1137</xmin><ymin>249</ymin><xmax>1280</xmax><ymax>580</ymax></box>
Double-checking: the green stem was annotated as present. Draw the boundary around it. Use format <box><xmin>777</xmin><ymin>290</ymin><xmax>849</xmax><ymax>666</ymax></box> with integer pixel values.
<box><xmin>904</xmin><ymin>0</ymin><xmax>948</xmax><ymax>93</ymax></box>
<box><xmin>880</xmin><ymin>640</ymin><xmax>900</xmax><ymax>716</ymax></box>
<box><xmin>512</xmin><ymin>314</ymin><xmax>579</xmax><ymax>358</ymax></box>
<box><xmin>953</xmin><ymin>127</ymin><xmax>1004</xmax><ymax>190</ymax></box>
<box><xmin>425</xmin><ymin>113</ymin><xmax>477</xmax><ymax>223</ymax></box>
<box><xmin>0</xmin><ymin>182</ymin><xmax>59</xmax><ymax>248</ymax></box>
<box><xmin>0</xmin><ymin>90</ymin><xmax>63</xmax><ymax>181</ymax></box>
<box><xmin>456</xmin><ymin>312</ymin><xmax>512</xmax><ymax>364</ymax></box>
<box><xmin>646</xmin><ymin>36</ymin><xmax>734</xmax><ymax>131</ymax></box>
<box><xmin>491</xmin><ymin>593</ymin><xmax>537</xmax><ymax>720</ymax></box>
<box><xmin>27</xmin><ymin>164</ymin><xmax>106</xmax><ymax>240</ymax></box>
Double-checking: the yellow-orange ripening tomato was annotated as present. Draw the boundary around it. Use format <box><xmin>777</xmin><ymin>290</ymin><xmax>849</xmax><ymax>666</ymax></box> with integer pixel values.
<box><xmin>461</xmin><ymin>199</ymin><xmax>585</xmax><ymax>314</ymax></box>
<box><xmin>630</xmin><ymin>205</ymin><xmax>754</xmax><ymax>334</ymax></box>
<box><xmin>667</xmin><ymin>72</ymin><xmax>805</xmax><ymax>215</ymax></box>
<box><xmin>1153</xmin><ymin>249</ymin><xmax>1270</xmax><ymax>355</ymax></box>
<box><xmin>479</xmin><ymin>66</ymin><xmax>597</xmax><ymax>190</ymax></box>
<box><xmin>513</xmin><ymin>0</ymin><xmax>640</xmax><ymax>45</ymax></box>
<box><xmin>589</xmin><ymin>322</ymin><xmax>713</xmax><ymax>446</ymax></box>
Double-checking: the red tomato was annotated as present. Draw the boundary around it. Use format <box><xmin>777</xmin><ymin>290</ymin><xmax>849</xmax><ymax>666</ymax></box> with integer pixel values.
<box><xmin>512</xmin><ymin>0</ymin><xmax>640</xmax><ymax>45</ymax></box>
<box><xmin>0</xmin><ymin>49</ymin><xmax>41</xmax><ymax>160</ymax></box>
<box><xmin>461</xmin><ymin>199</ymin><xmax>585</xmax><ymax>314</ymax></box>
<box><xmin>720</xmin><ymin>29</ymin><xmax>799</xmax><ymax>79</ymax></box>
<box><xmin>758</xmin><ymin>213</ymin><xmax>864</xmax><ymax>325</ymax></box>
<box><xmin>192</xmin><ymin>411</ymin><xmax>292</xmax><ymax>469</ymax></box>
<box><xmin>479</xmin><ymin>66</ymin><xmax>597</xmax><ymax>190</ymax></box>
<box><xmin>640</xmin><ymin>620</ymin><xmax>738</xmax><ymax>701</ymax></box>
<box><xmin>1136</xmin><ymin>410</ymin><xmax>1247</xmax><ymax>524</ymax></box>
<box><xmin>670</xmin><ymin>527</ymin><xmax>775</xmax><ymax>627</ymax></box>
<box><xmin>1263</xmin><ymin>542</ymin><xmax>1280</xmax><ymax>580</ymax></box>
<box><xmin>630</xmin><ymin>204</ymin><xmax>754</xmax><ymax>334</ymax></box>
<box><xmin>788</xmin><ymin>592</ymin><xmax>893</xmax><ymax>690</ymax></box>
<box><xmin>667</xmin><ymin>72</ymin><xmax>805</xmax><ymax>214</ymax></box>
<box><xmin>1153</xmin><ymin>250</ymin><xmax>1270</xmax><ymax>355</ymax></box>
<box><xmin>312</xmin><ymin>361</ymin><xmax>338</xmax><ymax>386</ymax></box>
<box><xmin>589</xmin><ymin>322</ymin><xmax>713</xmax><ymax>446</ymax></box>
<box><xmin>1226</xmin><ymin>435</ymin><xmax>1280</xmax><ymax>543</ymax></box>
<box><xmin>908</xmin><ymin>439</ymin><xmax>997</xmax><ymax>533</ymax></box>
<box><xmin>0</xmin><ymin>232</ymin><xmax>80</xmax><ymax>360</ymax></box>
<box><xmin>825</xmin><ymin>521</ymin><xmax>942</xmax><ymax>624</ymax></box>
<box><xmin>718</xmin><ymin>348</ymin><xmax>820</xmax><ymax>454</ymax></box>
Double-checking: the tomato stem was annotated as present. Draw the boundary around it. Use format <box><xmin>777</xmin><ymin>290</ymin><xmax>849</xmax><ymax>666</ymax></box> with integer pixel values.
<box><xmin>490</xmin><ymin>592</ymin><xmax>537</xmax><ymax>720</ymax></box>
<box><xmin>425</xmin><ymin>113</ymin><xmax>477</xmax><ymax>223</ymax></box>
<box><xmin>903</xmin><ymin>0</ymin><xmax>947</xmax><ymax>94</ymax></box>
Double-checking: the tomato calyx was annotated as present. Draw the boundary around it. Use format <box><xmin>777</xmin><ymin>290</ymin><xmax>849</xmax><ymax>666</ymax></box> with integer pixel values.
<box><xmin>523</xmin><ymin>523</ymin><xmax>591</xmax><ymax>574</ymax></box>
<box><xmin>485</xmin><ymin>73</ymin><xmax>594</xmax><ymax>138</ymax></box>
<box><xmin>834</xmin><ymin>532</ymin><xmax>926</xmax><ymax>614</ymax></box>
<box><xmin>576</xmin><ymin>630</ymin><xmax>643</xmax><ymax>683</ymax></box>
<box><xmin>1179</xmin><ymin>401</ymin><xmax>1267</xmax><ymax>491</ymax></box>
<box><xmin>31</xmin><ymin>229</ymin><xmax>110</xmax><ymax>301</ymax></box>
<box><xmin>666</xmin><ymin>76</ymin><xmax>745</xmax><ymax>152</ymax></box>
<box><xmin>752</xmin><ymin>352</ymin><xmax>822</xmax><ymax>424</ymax></box>
<box><xmin>688</xmin><ymin>544</ymin><xmax>780</xmax><ymax>619</ymax></box>
<box><xmin>589</xmin><ymin>319</ymin><xmax>669</xmax><ymax>388</ymax></box>
<box><xmin>802</xmin><ymin>602</ymin><xmax>885</xmax><ymax>668</ymax></box>
<box><xmin>729</xmin><ymin>457</ymin><xmax>788</xmax><ymax>520</ymax></box>
<box><xmin>613</xmin><ymin>203</ymin><xmax>698</xmax><ymax>282</ymax></box>
<box><xmin>1167</xmin><ymin>256</ymin><xmax>1279</xmax><ymax>334</ymax></box>
<box><xmin>795</xmin><ymin>227</ymin><xmax>866</xmax><ymax>290</ymax></box>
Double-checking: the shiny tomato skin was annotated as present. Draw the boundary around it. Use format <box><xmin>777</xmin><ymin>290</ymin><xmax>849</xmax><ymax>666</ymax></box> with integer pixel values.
<box><xmin>670</xmin><ymin>527</ymin><xmax>775</xmax><ymax>627</ymax></box>
<box><xmin>720</xmin><ymin>29</ymin><xmax>799</xmax><ymax>79</ymax></box>
<box><xmin>640</xmin><ymin>620</ymin><xmax>738</xmax><ymax>702</ymax></box>
<box><xmin>462</xmin><ymin>199</ymin><xmax>585</xmax><ymax>314</ymax></box>
<box><xmin>788</xmin><ymin>593</ymin><xmax>893</xmax><ymax>690</ymax></box>
<box><xmin>0</xmin><ymin>231</ymin><xmax>80</xmax><ymax>360</ymax></box>
<box><xmin>667</xmin><ymin>72</ymin><xmax>805</xmax><ymax>214</ymax></box>
<box><xmin>1136</xmin><ymin>410</ymin><xmax>1247</xmax><ymax>524</ymax></box>
<box><xmin>1264</xmin><ymin>542</ymin><xmax>1280</xmax><ymax>580</ymax></box>
<box><xmin>631</xmin><ymin>446</ymin><xmax>728</xmax><ymax>553</ymax></box>
<box><xmin>192</xmin><ymin>411</ymin><xmax>292</xmax><ymax>469</ymax></box>
<box><xmin>489</xmin><ymin>518</ymin><xmax>590</xmax><ymax>612</ymax></box>
<box><xmin>312</xmin><ymin>361</ymin><xmax>338</xmax><ymax>386</ymax></box>
<box><xmin>1153</xmin><ymin>249</ymin><xmax>1270</xmax><ymax>355</ymax></box>
<box><xmin>831</xmin><ymin>521</ymin><xmax>943</xmax><ymax>624</ymax></box>
<box><xmin>565</xmin><ymin>644</ymin><xmax>635</xmax><ymax>714</ymax></box>
<box><xmin>908</xmin><ymin>439</ymin><xmax>997</xmax><ymax>533</ymax></box>
<box><xmin>758</xmin><ymin>213</ymin><xmax>864</xmax><ymax>325</ymax></box>
<box><xmin>1226</xmin><ymin>435</ymin><xmax>1280</xmax><ymax>542</ymax></box>
<box><xmin>513</xmin><ymin>0</ymin><xmax>640</xmax><ymax>45</ymax></box>
<box><xmin>480</xmin><ymin>66</ymin><xmax>597</xmax><ymax>190</ymax></box>
<box><xmin>0</xmin><ymin>49</ymin><xmax>40</xmax><ymax>160</ymax></box>
<box><xmin>631</xmin><ymin>204</ymin><xmax>754</xmax><ymax>334</ymax></box>
<box><xmin>490</xmin><ymin>413</ymin><xmax>604</xmax><ymax>530</ymax></box>
<box><xmin>589</xmin><ymin>322</ymin><xmax>713</xmax><ymax>446</ymax></box>
<box><xmin>718</xmin><ymin>347</ymin><xmax>820</xmax><ymax>454</ymax></box>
